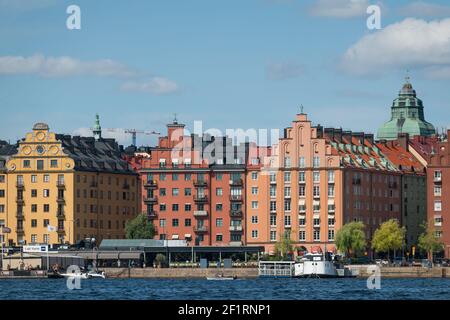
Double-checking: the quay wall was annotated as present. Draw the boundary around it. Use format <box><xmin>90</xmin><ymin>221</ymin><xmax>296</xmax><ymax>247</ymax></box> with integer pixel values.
<box><xmin>101</xmin><ymin>267</ymin><xmax>450</xmax><ymax>279</ymax></box>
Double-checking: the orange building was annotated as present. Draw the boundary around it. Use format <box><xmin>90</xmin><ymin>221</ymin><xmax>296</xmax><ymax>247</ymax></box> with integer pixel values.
<box><xmin>246</xmin><ymin>113</ymin><xmax>405</xmax><ymax>256</ymax></box>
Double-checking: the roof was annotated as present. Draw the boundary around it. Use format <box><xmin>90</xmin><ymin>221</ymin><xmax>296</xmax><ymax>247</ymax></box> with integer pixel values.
<box><xmin>376</xmin><ymin>141</ymin><xmax>425</xmax><ymax>174</ymax></box>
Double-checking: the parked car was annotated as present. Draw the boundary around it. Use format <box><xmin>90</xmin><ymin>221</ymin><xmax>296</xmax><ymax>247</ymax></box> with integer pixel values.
<box><xmin>375</xmin><ymin>259</ymin><xmax>389</xmax><ymax>267</ymax></box>
<box><xmin>421</xmin><ymin>259</ymin><xmax>433</xmax><ymax>268</ymax></box>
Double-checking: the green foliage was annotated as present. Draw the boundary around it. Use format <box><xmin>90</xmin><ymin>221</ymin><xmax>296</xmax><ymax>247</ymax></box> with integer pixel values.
<box><xmin>372</xmin><ymin>219</ymin><xmax>405</xmax><ymax>254</ymax></box>
<box><xmin>274</xmin><ymin>232</ymin><xmax>294</xmax><ymax>260</ymax></box>
<box><xmin>335</xmin><ymin>221</ymin><xmax>366</xmax><ymax>257</ymax></box>
<box><xmin>125</xmin><ymin>214</ymin><xmax>155</xmax><ymax>239</ymax></box>
<box><xmin>155</xmin><ymin>254</ymin><xmax>167</xmax><ymax>267</ymax></box>
<box><xmin>418</xmin><ymin>223</ymin><xmax>444</xmax><ymax>258</ymax></box>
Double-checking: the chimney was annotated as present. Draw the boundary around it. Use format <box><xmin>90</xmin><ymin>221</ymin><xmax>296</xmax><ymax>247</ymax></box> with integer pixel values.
<box><xmin>324</xmin><ymin>128</ymin><xmax>335</xmax><ymax>141</ymax></box>
<box><xmin>365</xmin><ymin>134</ymin><xmax>374</xmax><ymax>145</ymax></box>
<box><xmin>342</xmin><ymin>131</ymin><xmax>352</xmax><ymax>143</ymax></box>
<box><xmin>397</xmin><ymin>133</ymin><xmax>409</xmax><ymax>151</ymax></box>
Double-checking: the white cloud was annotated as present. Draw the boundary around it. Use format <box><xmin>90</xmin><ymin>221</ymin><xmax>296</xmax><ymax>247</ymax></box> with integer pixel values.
<box><xmin>340</xmin><ymin>18</ymin><xmax>450</xmax><ymax>76</ymax></box>
<box><xmin>120</xmin><ymin>77</ymin><xmax>179</xmax><ymax>95</ymax></box>
<box><xmin>72</xmin><ymin>127</ymin><xmax>131</xmax><ymax>146</ymax></box>
<box><xmin>309</xmin><ymin>0</ymin><xmax>369</xmax><ymax>18</ymax></box>
<box><xmin>265</xmin><ymin>62</ymin><xmax>305</xmax><ymax>80</ymax></box>
<box><xmin>399</xmin><ymin>1</ymin><xmax>450</xmax><ymax>18</ymax></box>
<box><xmin>0</xmin><ymin>54</ymin><xmax>136</xmax><ymax>77</ymax></box>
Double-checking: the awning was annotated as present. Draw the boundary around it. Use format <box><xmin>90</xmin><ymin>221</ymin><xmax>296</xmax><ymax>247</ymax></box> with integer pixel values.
<box><xmin>119</xmin><ymin>252</ymin><xmax>142</xmax><ymax>260</ymax></box>
<box><xmin>171</xmin><ymin>234</ymin><xmax>179</xmax><ymax>240</ymax></box>
<box><xmin>298</xmin><ymin>199</ymin><xmax>306</xmax><ymax>205</ymax></box>
<box><xmin>313</xmin><ymin>200</ymin><xmax>320</xmax><ymax>205</ymax></box>
<box><xmin>97</xmin><ymin>252</ymin><xmax>119</xmax><ymax>260</ymax></box>
<box><xmin>298</xmin><ymin>214</ymin><xmax>306</xmax><ymax>218</ymax></box>
<box><xmin>184</xmin><ymin>234</ymin><xmax>192</xmax><ymax>238</ymax></box>
<box><xmin>328</xmin><ymin>199</ymin><xmax>335</xmax><ymax>205</ymax></box>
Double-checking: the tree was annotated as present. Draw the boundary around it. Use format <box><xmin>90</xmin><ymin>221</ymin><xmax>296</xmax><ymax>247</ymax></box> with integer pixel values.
<box><xmin>335</xmin><ymin>221</ymin><xmax>366</xmax><ymax>258</ymax></box>
<box><xmin>274</xmin><ymin>231</ymin><xmax>294</xmax><ymax>260</ymax></box>
<box><xmin>372</xmin><ymin>219</ymin><xmax>405</xmax><ymax>260</ymax></box>
<box><xmin>154</xmin><ymin>254</ymin><xmax>167</xmax><ymax>268</ymax></box>
<box><xmin>418</xmin><ymin>223</ymin><xmax>444</xmax><ymax>261</ymax></box>
<box><xmin>125</xmin><ymin>214</ymin><xmax>156</xmax><ymax>239</ymax></box>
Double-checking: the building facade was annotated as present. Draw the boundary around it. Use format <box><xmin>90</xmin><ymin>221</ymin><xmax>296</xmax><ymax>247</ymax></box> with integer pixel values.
<box><xmin>246</xmin><ymin>113</ymin><xmax>404</xmax><ymax>255</ymax></box>
<box><xmin>0</xmin><ymin>123</ymin><xmax>139</xmax><ymax>246</ymax></box>
<box><xmin>126</xmin><ymin>119</ymin><xmax>247</xmax><ymax>246</ymax></box>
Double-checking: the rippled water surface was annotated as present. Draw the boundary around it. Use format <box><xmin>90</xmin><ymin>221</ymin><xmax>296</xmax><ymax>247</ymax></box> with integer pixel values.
<box><xmin>0</xmin><ymin>278</ymin><xmax>449</xmax><ymax>300</ymax></box>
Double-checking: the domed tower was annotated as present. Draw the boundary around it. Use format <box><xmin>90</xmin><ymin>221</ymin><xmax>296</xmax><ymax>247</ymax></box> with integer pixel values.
<box><xmin>377</xmin><ymin>77</ymin><xmax>435</xmax><ymax>140</ymax></box>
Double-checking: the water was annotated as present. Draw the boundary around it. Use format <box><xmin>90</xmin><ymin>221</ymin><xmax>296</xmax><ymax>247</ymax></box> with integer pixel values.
<box><xmin>0</xmin><ymin>278</ymin><xmax>449</xmax><ymax>300</ymax></box>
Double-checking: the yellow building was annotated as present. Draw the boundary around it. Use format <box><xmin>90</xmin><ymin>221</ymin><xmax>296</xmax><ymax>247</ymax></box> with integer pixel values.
<box><xmin>0</xmin><ymin>122</ymin><xmax>139</xmax><ymax>246</ymax></box>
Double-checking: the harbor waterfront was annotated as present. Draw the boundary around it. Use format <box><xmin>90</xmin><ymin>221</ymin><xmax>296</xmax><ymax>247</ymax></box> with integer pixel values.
<box><xmin>0</xmin><ymin>277</ymin><xmax>449</xmax><ymax>300</ymax></box>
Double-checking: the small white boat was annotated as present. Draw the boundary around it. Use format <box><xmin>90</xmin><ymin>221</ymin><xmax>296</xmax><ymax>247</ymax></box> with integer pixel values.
<box><xmin>59</xmin><ymin>272</ymin><xmax>89</xmax><ymax>280</ymax></box>
<box><xmin>294</xmin><ymin>252</ymin><xmax>356</xmax><ymax>278</ymax></box>
<box><xmin>87</xmin><ymin>271</ymin><xmax>106</xmax><ymax>279</ymax></box>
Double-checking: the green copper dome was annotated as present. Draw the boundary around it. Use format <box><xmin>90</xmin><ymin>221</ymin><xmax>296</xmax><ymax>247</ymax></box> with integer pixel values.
<box><xmin>377</xmin><ymin>79</ymin><xmax>435</xmax><ymax>140</ymax></box>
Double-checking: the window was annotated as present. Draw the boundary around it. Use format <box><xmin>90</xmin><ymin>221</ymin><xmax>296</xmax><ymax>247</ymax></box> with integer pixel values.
<box><xmin>284</xmin><ymin>200</ymin><xmax>291</xmax><ymax>212</ymax></box>
<box><xmin>160</xmin><ymin>173</ymin><xmax>166</xmax><ymax>181</ymax></box>
<box><xmin>172</xmin><ymin>188</ymin><xmax>179</xmax><ymax>196</ymax></box>
<box><xmin>50</xmin><ymin>160</ymin><xmax>58</xmax><ymax>168</ymax></box>
<box><xmin>251</xmin><ymin>201</ymin><xmax>258</xmax><ymax>209</ymax></box>
<box><xmin>251</xmin><ymin>230</ymin><xmax>258</xmax><ymax>238</ymax></box>
<box><xmin>172</xmin><ymin>173</ymin><xmax>179</xmax><ymax>181</ymax></box>
<box><xmin>43</xmin><ymin>175</ymin><xmax>50</xmax><ymax>183</ymax></box>
<box><xmin>270</xmin><ymin>231</ymin><xmax>277</xmax><ymax>242</ymax></box>
<box><xmin>37</xmin><ymin>160</ymin><xmax>44</xmax><ymax>170</ymax></box>
<box><xmin>269</xmin><ymin>172</ymin><xmax>277</xmax><ymax>183</ymax></box>
<box><xmin>43</xmin><ymin>234</ymin><xmax>49</xmax><ymax>244</ymax></box>
<box><xmin>159</xmin><ymin>219</ymin><xmax>166</xmax><ymax>227</ymax></box>
<box><xmin>185</xmin><ymin>204</ymin><xmax>192</xmax><ymax>211</ymax></box>
<box><xmin>270</xmin><ymin>214</ymin><xmax>276</xmax><ymax>226</ymax></box>
<box><xmin>434</xmin><ymin>171</ymin><xmax>442</xmax><ymax>181</ymax></box>
<box><xmin>172</xmin><ymin>219</ymin><xmax>179</xmax><ymax>227</ymax></box>
<box><xmin>270</xmin><ymin>201</ymin><xmax>276</xmax><ymax>212</ymax></box>
<box><xmin>434</xmin><ymin>201</ymin><xmax>442</xmax><ymax>212</ymax></box>
<box><xmin>0</xmin><ymin>190</ymin><xmax>4</xmax><ymax>198</ymax></box>
<box><xmin>313</xmin><ymin>186</ymin><xmax>320</xmax><ymax>197</ymax></box>
<box><xmin>313</xmin><ymin>230</ymin><xmax>320</xmax><ymax>241</ymax></box>
<box><xmin>31</xmin><ymin>219</ymin><xmax>37</xmax><ymax>228</ymax></box>
<box><xmin>23</xmin><ymin>160</ymin><xmax>31</xmax><ymax>168</ymax></box>
<box><xmin>328</xmin><ymin>218</ymin><xmax>335</xmax><ymax>226</ymax></box>
<box><xmin>284</xmin><ymin>215</ymin><xmax>291</xmax><ymax>227</ymax></box>
<box><xmin>299</xmin><ymin>157</ymin><xmax>305</xmax><ymax>168</ymax></box>
<box><xmin>284</xmin><ymin>156</ymin><xmax>291</xmax><ymax>168</ymax></box>
<box><xmin>0</xmin><ymin>205</ymin><xmax>4</xmax><ymax>213</ymax></box>
<box><xmin>270</xmin><ymin>185</ymin><xmax>276</xmax><ymax>197</ymax></box>
<box><xmin>299</xmin><ymin>171</ymin><xmax>305</xmax><ymax>183</ymax></box>
<box><xmin>43</xmin><ymin>189</ymin><xmax>50</xmax><ymax>198</ymax></box>
<box><xmin>216</xmin><ymin>203</ymin><xmax>223</xmax><ymax>211</ymax></box>
<box><xmin>299</xmin><ymin>230</ymin><xmax>306</xmax><ymax>241</ymax></box>
<box><xmin>284</xmin><ymin>172</ymin><xmax>291</xmax><ymax>183</ymax></box>
<box><xmin>159</xmin><ymin>204</ymin><xmax>166</xmax><ymax>211</ymax></box>
<box><xmin>299</xmin><ymin>217</ymin><xmax>306</xmax><ymax>226</ymax></box>
<box><xmin>216</xmin><ymin>173</ymin><xmax>223</xmax><ymax>181</ymax></box>
<box><xmin>284</xmin><ymin>187</ymin><xmax>291</xmax><ymax>198</ymax></box>
<box><xmin>43</xmin><ymin>204</ymin><xmax>50</xmax><ymax>212</ymax></box>
<box><xmin>0</xmin><ymin>175</ymin><xmax>4</xmax><ymax>183</ymax></box>
<box><xmin>434</xmin><ymin>186</ymin><xmax>442</xmax><ymax>197</ymax></box>
<box><xmin>251</xmin><ymin>216</ymin><xmax>258</xmax><ymax>224</ymax></box>
<box><xmin>216</xmin><ymin>218</ymin><xmax>223</xmax><ymax>227</ymax></box>
<box><xmin>31</xmin><ymin>205</ymin><xmax>37</xmax><ymax>213</ymax></box>
<box><xmin>43</xmin><ymin>219</ymin><xmax>49</xmax><ymax>227</ymax></box>
<box><xmin>184</xmin><ymin>174</ymin><xmax>191</xmax><ymax>181</ymax></box>
<box><xmin>313</xmin><ymin>156</ymin><xmax>320</xmax><ymax>168</ymax></box>
<box><xmin>31</xmin><ymin>234</ymin><xmax>37</xmax><ymax>244</ymax></box>
<box><xmin>185</xmin><ymin>219</ymin><xmax>191</xmax><ymax>227</ymax></box>
<box><xmin>172</xmin><ymin>204</ymin><xmax>179</xmax><ymax>211</ymax></box>
<box><xmin>328</xmin><ymin>185</ymin><xmax>335</xmax><ymax>197</ymax></box>
<box><xmin>184</xmin><ymin>188</ymin><xmax>191</xmax><ymax>196</ymax></box>
<box><xmin>328</xmin><ymin>171</ymin><xmax>335</xmax><ymax>183</ymax></box>
<box><xmin>328</xmin><ymin>229</ymin><xmax>335</xmax><ymax>241</ymax></box>
<box><xmin>299</xmin><ymin>185</ymin><xmax>306</xmax><ymax>197</ymax></box>
<box><xmin>313</xmin><ymin>171</ymin><xmax>320</xmax><ymax>182</ymax></box>
<box><xmin>216</xmin><ymin>234</ymin><xmax>223</xmax><ymax>242</ymax></box>
<box><xmin>251</xmin><ymin>172</ymin><xmax>258</xmax><ymax>180</ymax></box>
<box><xmin>313</xmin><ymin>218</ymin><xmax>320</xmax><ymax>227</ymax></box>
<box><xmin>159</xmin><ymin>188</ymin><xmax>166</xmax><ymax>196</ymax></box>
<box><xmin>216</xmin><ymin>188</ymin><xmax>223</xmax><ymax>196</ymax></box>
<box><xmin>251</xmin><ymin>187</ymin><xmax>258</xmax><ymax>195</ymax></box>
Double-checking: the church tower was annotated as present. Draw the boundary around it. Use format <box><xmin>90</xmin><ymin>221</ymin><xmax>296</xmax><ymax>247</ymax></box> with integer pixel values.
<box><xmin>377</xmin><ymin>77</ymin><xmax>435</xmax><ymax>140</ymax></box>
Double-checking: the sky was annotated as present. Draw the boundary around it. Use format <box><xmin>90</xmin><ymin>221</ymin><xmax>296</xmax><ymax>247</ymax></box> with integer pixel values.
<box><xmin>1</xmin><ymin>0</ymin><xmax>450</xmax><ymax>146</ymax></box>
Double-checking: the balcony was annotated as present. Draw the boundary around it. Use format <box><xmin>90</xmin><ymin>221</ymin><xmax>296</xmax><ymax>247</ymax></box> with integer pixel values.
<box><xmin>57</xmin><ymin>197</ymin><xmax>65</xmax><ymax>204</ymax></box>
<box><xmin>194</xmin><ymin>180</ymin><xmax>208</xmax><ymax>187</ymax></box>
<box><xmin>434</xmin><ymin>176</ymin><xmax>442</xmax><ymax>183</ymax></box>
<box><xmin>16</xmin><ymin>227</ymin><xmax>24</xmax><ymax>235</ymax></box>
<box><xmin>144</xmin><ymin>180</ymin><xmax>158</xmax><ymax>189</ymax></box>
<box><xmin>147</xmin><ymin>211</ymin><xmax>158</xmax><ymax>219</ymax></box>
<box><xmin>299</xmin><ymin>180</ymin><xmax>306</xmax><ymax>184</ymax></box>
<box><xmin>229</xmin><ymin>195</ymin><xmax>243</xmax><ymax>202</ymax></box>
<box><xmin>229</xmin><ymin>225</ymin><xmax>243</xmax><ymax>232</ymax></box>
<box><xmin>16</xmin><ymin>212</ymin><xmax>24</xmax><ymax>219</ymax></box>
<box><xmin>229</xmin><ymin>210</ymin><xmax>243</xmax><ymax>218</ymax></box>
<box><xmin>57</xmin><ymin>212</ymin><xmax>65</xmax><ymax>219</ymax></box>
<box><xmin>16</xmin><ymin>197</ymin><xmax>25</xmax><ymax>205</ymax></box>
<box><xmin>284</xmin><ymin>224</ymin><xmax>292</xmax><ymax>229</ymax></box>
<box><xmin>194</xmin><ymin>225</ymin><xmax>208</xmax><ymax>233</ymax></box>
<box><xmin>143</xmin><ymin>196</ymin><xmax>158</xmax><ymax>204</ymax></box>
<box><xmin>270</xmin><ymin>179</ymin><xmax>277</xmax><ymax>185</ymax></box>
<box><xmin>194</xmin><ymin>195</ymin><xmax>208</xmax><ymax>203</ymax></box>
<box><xmin>57</xmin><ymin>181</ymin><xmax>65</xmax><ymax>189</ymax></box>
<box><xmin>229</xmin><ymin>179</ymin><xmax>243</xmax><ymax>187</ymax></box>
<box><xmin>57</xmin><ymin>228</ymin><xmax>65</xmax><ymax>234</ymax></box>
<box><xmin>194</xmin><ymin>210</ymin><xmax>208</xmax><ymax>217</ymax></box>
<box><xmin>388</xmin><ymin>182</ymin><xmax>398</xmax><ymax>189</ymax></box>
<box><xmin>16</xmin><ymin>182</ymin><xmax>24</xmax><ymax>189</ymax></box>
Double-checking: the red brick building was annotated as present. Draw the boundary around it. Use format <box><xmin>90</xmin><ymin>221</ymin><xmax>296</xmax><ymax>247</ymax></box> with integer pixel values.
<box><xmin>126</xmin><ymin>119</ymin><xmax>247</xmax><ymax>246</ymax></box>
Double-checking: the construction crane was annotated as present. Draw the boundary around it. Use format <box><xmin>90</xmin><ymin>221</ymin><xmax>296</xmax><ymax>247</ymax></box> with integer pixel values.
<box><xmin>106</xmin><ymin>128</ymin><xmax>160</xmax><ymax>146</ymax></box>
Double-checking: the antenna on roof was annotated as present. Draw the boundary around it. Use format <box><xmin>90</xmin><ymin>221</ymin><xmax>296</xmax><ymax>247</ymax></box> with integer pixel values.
<box><xmin>173</xmin><ymin>113</ymin><xmax>178</xmax><ymax>124</ymax></box>
<box><xmin>405</xmin><ymin>69</ymin><xmax>411</xmax><ymax>84</ymax></box>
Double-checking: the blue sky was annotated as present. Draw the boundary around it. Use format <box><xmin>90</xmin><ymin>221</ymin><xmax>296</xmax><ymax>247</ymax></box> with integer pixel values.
<box><xmin>1</xmin><ymin>0</ymin><xmax>450</xmax><ymax>146</ymax></box>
